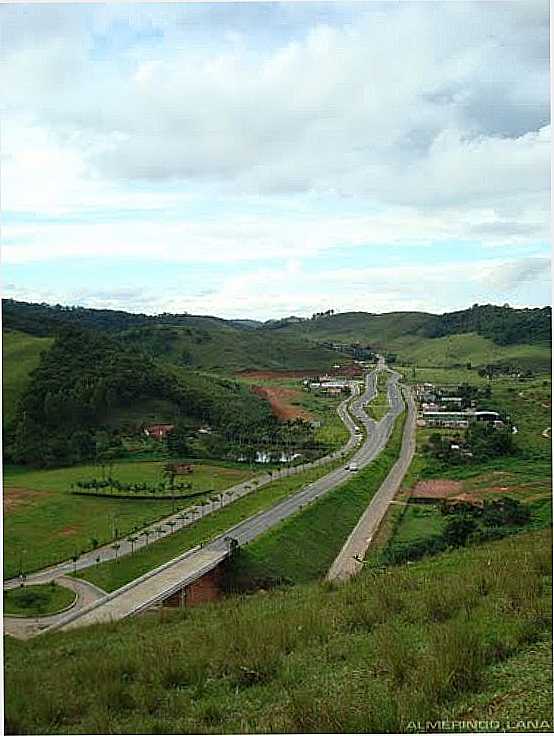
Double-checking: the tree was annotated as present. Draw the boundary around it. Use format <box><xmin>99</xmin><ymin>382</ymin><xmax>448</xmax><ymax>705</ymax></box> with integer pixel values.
<box><xmin>127</xmin><ymin>536</ymin><xmax>137</xmax><ymax>554</ymax></box>
<box><xmin>443</xmin><ymin>515</ymin><xmax>478</xmax><ymax>547</ymax></box>
<box><xmin>112</xmin><ymin>542</ymin><xmax>121</xmax><ymax>560</ymax></box>
<box><xmin>71</xmin><ymin>553</ymin><xmax>80</xmax><ymax>575</ymax></box>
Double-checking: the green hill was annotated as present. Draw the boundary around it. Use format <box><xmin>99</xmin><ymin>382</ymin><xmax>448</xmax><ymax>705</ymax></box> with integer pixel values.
<box><xmin>5</xmin><ymin>328</ymin><xmax>276</xmax><ymax>468</ymax></box>
<box><xmin>2</xmin><ymin>329</ymin><xmax>54</xmax><ymax>430</ymax></box>
<box><xmin>119</xmin><ymin>323</ymin><xmax>339</xmax><ymax>371</ymax></box>
<box><xmin>2</xmin><ymin>300</ymin><xmax>340</xmax><ymax>372</ymax></box>
<box><xmin>4</xmin><ymin>529</ymin><xmax>551</xmax><ymax>734</ymax></box>
<box><xmin>273</xmin><ymin>307</ymin><xmax>551</xmax><ymax>371</ymax></box>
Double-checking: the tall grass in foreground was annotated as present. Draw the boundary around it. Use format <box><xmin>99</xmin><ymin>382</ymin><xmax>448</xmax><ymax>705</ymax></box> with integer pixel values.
<box><xmin>5</xmin><ymin>529</ymin><xmax>551</xmax><ymax>734</ymax></box>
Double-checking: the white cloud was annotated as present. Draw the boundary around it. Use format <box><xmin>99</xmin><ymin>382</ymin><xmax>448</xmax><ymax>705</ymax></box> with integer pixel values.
<box><xmin>1</xmin><ymin>2</ymin><xmax>550</xmax><ymax>316</ymax></box>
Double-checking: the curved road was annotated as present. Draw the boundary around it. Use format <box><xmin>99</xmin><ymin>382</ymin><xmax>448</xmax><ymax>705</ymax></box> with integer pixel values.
<box><xmin>5</xmin><ymin>381</ymin><xmax>363</xmax><ymax>589</ymax></box>
<box><xmin>327</xmin><ymin>380</ymin><xmax>416</xmax><ymax>581</ymax></box>
<box><xmin>9</xmin><ymin>360</ymin><xmax>407</xmax><ymax>634</ymax></box>
<box><xmin>54</xmin><ymin>363</ymin><xmax>407</xmax><ymax>632</ymax></box>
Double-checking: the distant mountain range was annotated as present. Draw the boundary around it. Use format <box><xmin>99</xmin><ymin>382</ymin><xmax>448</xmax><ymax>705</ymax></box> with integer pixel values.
<box><xmin>2</xmin><ymin>298</ymin><xmax>550</xmax><ymax>468</ymax></box>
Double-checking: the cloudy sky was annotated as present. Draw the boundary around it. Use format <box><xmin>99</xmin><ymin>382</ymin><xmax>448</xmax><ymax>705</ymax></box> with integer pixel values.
<box><xmin>2</xmin><ymin>1</ymin><xmax>550</xmax><ymax>319</ymax></box>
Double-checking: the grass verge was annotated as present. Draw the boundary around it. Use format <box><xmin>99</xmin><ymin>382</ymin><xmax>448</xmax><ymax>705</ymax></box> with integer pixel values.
<box><xmin>228</xmin><ymin>408</ymin><xmax>406</xmax><ymax>586</ymax></box>
<box><xmin>4</xmin><ymin>529</ymin><xmax>551</xmax><ymax>734</ymax></box>
<box><xmin>75</xmin><ymin>456</ymin><xmax>349</xmax><ymax>592</ymax></box>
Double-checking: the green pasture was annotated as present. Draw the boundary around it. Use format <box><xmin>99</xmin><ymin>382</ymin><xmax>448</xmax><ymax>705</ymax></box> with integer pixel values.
<box><xmin>3</xmin><ymin>461</ymin><xmax>255</xmax><ymax>578</ymax></box>
<box><xmin>5</xmin><ymin>529</ymin><xmax>551</xmax><ymax>734</ymax></box>
<box><xmin>76</xmin><ymin>455</ymin><xmax>351</xmax><ymax>592</ymax></box>
<box><xmin>2</xmin><ymin>329</ymin><xmax>54</xmax><ymax>429</ymax></box>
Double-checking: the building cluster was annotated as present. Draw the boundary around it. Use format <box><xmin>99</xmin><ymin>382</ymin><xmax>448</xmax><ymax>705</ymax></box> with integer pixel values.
<box><xmin>415</xmin><ymin>383</ymin><xmax>504</xmax><ymax>429</ymax></box>
<box><xmin>304</xmin><ymin>374</ymin><xmax>352</xmax><ymax>396</ymax></box>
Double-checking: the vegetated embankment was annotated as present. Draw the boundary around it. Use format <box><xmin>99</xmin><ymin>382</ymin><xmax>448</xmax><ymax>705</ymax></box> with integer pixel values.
<box><xmin>4</xmin><ymin>529</ymin><xmax>551</xmax><ymax>734</ymax></box>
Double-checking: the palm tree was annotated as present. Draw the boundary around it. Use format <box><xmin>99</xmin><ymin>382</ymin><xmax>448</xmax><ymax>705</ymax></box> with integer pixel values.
<box><xmin>154</xmin><ymin>526</ymin><xmax>164</xmax><ymax>540</ymax></box>
<box><xmin>141</xmin><ymin>529</ymin><xmax>151</xmax><ymax>546</ymax></box>
<box><xmin>112</xmin><ymin>543</ymin><xmax>121</xmax><ymax>561</ymax></box>
<box><xmin>127</xmin><ymin>536</ymin><xmax>137</xmax><ymax>554</ymax></box>
<box><xmin>71</xmin><ymin>553</ymin><xmax>79</xmax><ymax>575</ymax></box>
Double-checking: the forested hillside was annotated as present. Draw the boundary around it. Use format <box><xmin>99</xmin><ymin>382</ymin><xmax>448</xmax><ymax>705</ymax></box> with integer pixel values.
<box><xmin>2</xmin><ymin>300</ymin><xmax>339</xmax><ymax>371</ymax></box>
<box><xmin>422</xmin><ymin>304</ymin><xmax>551</xmax><ymax>345</ymax></box>
<box><xmin>5</xmin><ymin>328</ymin><xmax>276</xmax><ymax>467</ymax></box>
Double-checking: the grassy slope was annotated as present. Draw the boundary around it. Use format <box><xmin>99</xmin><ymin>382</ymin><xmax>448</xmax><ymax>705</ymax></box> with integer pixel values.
<box><xmin>4</xmin><ymin>529</ymin><xmax>551</xmax><ymax>734</ymax></box>
<box><xmin>3</xmin><ymin>462</ymin><xmax>254</xmax><ymax>578</ymax></box>
<box><xmin>2</xmin><ymin>329</ymin><xmax>54</xmax><ymax>428</ymax></box>
<box><xmin>277</xmin><ymin>313</ymin><xmax>550</xmax><ymax>371</ymax></box>
<box><xmin>229</xmin><ymin>408</ymin><xmax>405</xmax><ymax>586</ymax></box>
<box><xmin>122</xmin><ymin>323</ymin><xmax>340</xmax><ymax>372</ymax></box>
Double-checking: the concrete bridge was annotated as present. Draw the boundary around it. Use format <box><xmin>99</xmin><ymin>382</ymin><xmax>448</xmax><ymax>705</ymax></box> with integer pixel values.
<box><xmin>9</xmin><ymin>364</ymin><xmax>407</xmax><ymax>636</ymax></box>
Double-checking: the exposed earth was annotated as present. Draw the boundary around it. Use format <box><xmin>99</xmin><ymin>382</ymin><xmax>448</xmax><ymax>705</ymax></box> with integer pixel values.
<box><xmin>251</xmin><ymin>385</ymin><xmax>313</xmax><ymax>421</ymax></box>
<box><xmin>3</xmin><ymin>487</ymin><xmax>49</xmax><ymax>514</ymax></box>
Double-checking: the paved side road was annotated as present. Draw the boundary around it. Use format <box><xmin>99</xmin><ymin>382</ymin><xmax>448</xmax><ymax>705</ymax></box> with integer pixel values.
<box><xmin>3</xmin><ymin>576</ymin><xmax>105</xmax><ymax>639</ymax></box>
<box><xmin>5</xmin><ymin>383</ymin><xmax>362</xmax><ymax>590</ymax></box>
<box><xmin>327</xmin><ymin>380</ymin><xmax>417</xmax><ymax>582</ymax></box>
<box><xmin>50</xmin><ymin>367</ymin><xmax>404</xmax><ymax>632</ymax></box>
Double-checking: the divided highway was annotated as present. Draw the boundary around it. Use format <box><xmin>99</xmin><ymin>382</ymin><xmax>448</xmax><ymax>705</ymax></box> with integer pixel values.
<box><xmin>8</xmin><ymin>360</ymin><xmax>407</xmax><ymax>635</ymax></box>
<box><xmin>52</xmin><ymin>363</ymin><xmax>407</xmax><ymax>632</ymax></box>
<box><xmin>5</xmin><ymin>383</ymin><xmax>362</xmax><ymax>588</ymax></box>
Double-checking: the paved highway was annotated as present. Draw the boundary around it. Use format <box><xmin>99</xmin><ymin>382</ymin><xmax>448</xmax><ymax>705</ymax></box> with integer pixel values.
<box><xmin>49</xmin><ymin>362</ymin><xmax>407</xmax><ymax>631</ymax></box>
<box><xmin>327</xmin><ymin>381</ymin><xmax>417</xmax><ymax>582</ymax></box>
<box><xmin>5</xmin><ymin>384</ymin><xmax>362</xmax><ymax>589</ymax></box>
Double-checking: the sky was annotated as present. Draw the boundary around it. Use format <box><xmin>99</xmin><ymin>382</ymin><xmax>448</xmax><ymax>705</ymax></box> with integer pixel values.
<box><xmin>1</xmin><ymin>1</ymin><xmax>551</xmax><ymax>320</ymax></box>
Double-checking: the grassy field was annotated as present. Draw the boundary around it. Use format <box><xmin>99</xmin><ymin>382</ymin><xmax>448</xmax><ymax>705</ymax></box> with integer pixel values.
<box><xmin>124</xmin><ymin>323</ymin><xmax>341</xmax><ymax>372</ymax></box>
<box><xmin>228</xmin><ymin>409</ymin><xmax>405</xmax><ymax>586</ymax></box>
<box><xmin>391</xmin><ymin>332</ymin><xmax>551</xmax><ymax>372</ymax></box>
<box><xmin>75</xmin><ymin>456</ymin><xmax>351</xmax><ymax>592</ymax></box>
<box><xmin>2</xmin><ymin>329</ymin><xmax>54</xmax><ymax>429</ymax></box>
<box><xmin>3</xmin><ymin>462</ymin><xmax>255</xmax><ymax>578</ymax></box>
<box><xmin>4</xmin><ymin>582</ymin><xmax>76</xmax><ymax>617</ymax></box>
<box><xmin>5</xmin><ymin>529</ymin><xmax>551</xmax><ymax>734</ymax></box>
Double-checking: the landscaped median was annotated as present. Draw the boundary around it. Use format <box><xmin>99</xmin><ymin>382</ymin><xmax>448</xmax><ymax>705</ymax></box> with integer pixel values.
<box><xmin>4</xmin><ymin>582</ymin><xmax>76</xmax><ymax>617</ymax></box>
<box><xmin>74</xmin><ymin>454</ymin><xmax>352</xmax><ymax>593</ymax></box>
<box><xmin>227</xmin><ymin>406</ymin><xmax>407</xmax><ymax>587</ymax></box>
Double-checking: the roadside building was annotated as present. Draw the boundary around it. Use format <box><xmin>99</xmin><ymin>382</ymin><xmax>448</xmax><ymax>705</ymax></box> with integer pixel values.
<box><xmin>144</xmin><ymin>424</ymin><xmax>174</xmax><ymax>440</ymax></box>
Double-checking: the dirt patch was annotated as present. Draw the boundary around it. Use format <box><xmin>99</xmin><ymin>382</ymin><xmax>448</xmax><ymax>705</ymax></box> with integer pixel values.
<box><xmin>251</xmin><ymin>385</ymin><xmax>313</xmax><ymax>421</ymax></box>
<box><xmin>412</xmin><ymin>479</ymin><xmax>464</xmax><ymax>499</ymax></box>
<box><xmin>3</xmin><ymin>487</ymin><xmax>50</xmax><ymax>514</ymax></box>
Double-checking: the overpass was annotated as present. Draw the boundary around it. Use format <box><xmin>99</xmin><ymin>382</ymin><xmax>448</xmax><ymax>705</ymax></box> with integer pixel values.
<box><xmin>44</xmin><ymin>364</ymin><xmax>406</xmax><ymax>633</ymax></box>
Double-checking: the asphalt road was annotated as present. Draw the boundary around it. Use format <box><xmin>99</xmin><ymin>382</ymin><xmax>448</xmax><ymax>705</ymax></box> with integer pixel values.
<box><xmin>5</xmin><ymin>385</ymin><xmax>362</xmax><ymax>589</ymax></box>
<box><xmin>327</xmin><ymin>382</ymin><xmax>417</xmax><ymax>582</ymax></box>
<box><xmin>50</xmin><ymin>363</ymin><xmax>407</xmax><ymax>631</ymax></box>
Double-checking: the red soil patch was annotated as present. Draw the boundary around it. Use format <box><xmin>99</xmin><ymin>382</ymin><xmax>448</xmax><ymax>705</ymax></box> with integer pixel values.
<box><xmin>412</xmin><ymin>479</ymin><xmax>463</xmax><ymax>499</ymax></box>
<box><xmin>252</xmin><ymin>385</ymin><xmax>313</xmax><ymax>421</ymax></box>
<box><xmin>3</xmin><ymin>487</ymin><xmax>49</xmax><ymax>514</ymax></box>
